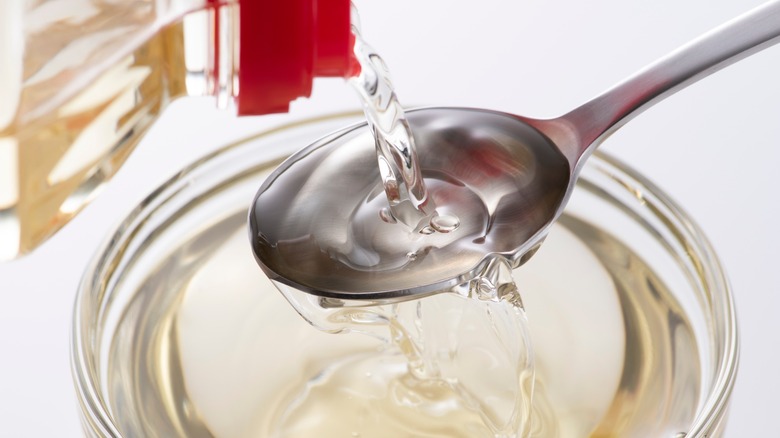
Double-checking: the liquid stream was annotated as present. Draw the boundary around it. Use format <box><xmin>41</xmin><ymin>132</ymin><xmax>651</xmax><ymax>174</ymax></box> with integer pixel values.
<box><xmin>348</xmin><ymin>8</ymin><xmax>460</xmax><ymax>233</ymax></box>
<box><xmin>305</xmin><ymin>9</ymin><xmax>536</xmax><ymax>435</ymax></box>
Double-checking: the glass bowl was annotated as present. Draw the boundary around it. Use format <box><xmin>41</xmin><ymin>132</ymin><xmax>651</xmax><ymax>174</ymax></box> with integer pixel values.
<box><xmin>71</xmin><ymin>111</ymin><xmax>737</xmax><ymax>437</ymax></box>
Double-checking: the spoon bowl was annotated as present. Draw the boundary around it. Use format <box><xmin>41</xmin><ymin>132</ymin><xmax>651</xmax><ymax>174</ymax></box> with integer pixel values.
<box><xmin>250</xmin><ymin>108</ymin><xmax>569</xmax><ymax>300</ymax></box>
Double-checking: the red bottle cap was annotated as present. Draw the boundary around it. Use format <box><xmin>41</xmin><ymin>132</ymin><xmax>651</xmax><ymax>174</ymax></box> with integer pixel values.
<box><xmin>237</xmin><ymin>0</ymin><xmax>358</xmax><ymax>115</ymax></box>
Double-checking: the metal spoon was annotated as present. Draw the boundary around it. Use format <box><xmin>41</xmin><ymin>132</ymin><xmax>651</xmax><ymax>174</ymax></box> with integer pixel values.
<box><xmin>250</xmin><ymin>1</ymin><xmax>780</xmax><ymax>301</ymax></box>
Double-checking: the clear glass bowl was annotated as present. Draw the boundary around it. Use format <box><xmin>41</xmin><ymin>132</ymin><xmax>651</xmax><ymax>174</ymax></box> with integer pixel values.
<box><xmin>71</xmin><ymin>111</ymin><xmax>737</xmax><ymax>437</ymax></box>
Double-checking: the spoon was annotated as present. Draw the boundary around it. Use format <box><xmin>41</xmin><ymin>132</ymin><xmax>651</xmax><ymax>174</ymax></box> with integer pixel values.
<box><xmin>250</xmin><ymin>1</ymin><xmax>780</xmax><ymax>301</ymax></box>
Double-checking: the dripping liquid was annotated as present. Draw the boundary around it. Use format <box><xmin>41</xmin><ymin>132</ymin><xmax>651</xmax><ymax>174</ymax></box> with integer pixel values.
<box><xmin>267</xmin><ymin>10</ymin><xmax>544</xmax><ymax>436</ymax></box>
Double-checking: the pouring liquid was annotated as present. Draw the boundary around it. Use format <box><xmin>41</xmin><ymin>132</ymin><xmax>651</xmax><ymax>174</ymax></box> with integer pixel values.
<box><xmin>348</xmin><ymin>17</ymin><xmax>436</xmax><ymax>230</ymax></box>
<box><xmin>264</xmin><ymin>12</ymin><xmax>541</xmax><ymax>436</ymax></box>
<box><xmin>69</xmin><ymin>7</ymin><xmax>701</xmax><ymax>438</ymax></box>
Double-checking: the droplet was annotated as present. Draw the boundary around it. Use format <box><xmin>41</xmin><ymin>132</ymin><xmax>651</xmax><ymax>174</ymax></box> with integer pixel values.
<box><xmin>379</xmin><ymin>207</ymin><xmax>397</xmax><ymax>223</ymax></box>
<box><xmin>476</xmin><ymin>277</ymin><xmax>497</xmax><ymax>300</ymax></box>
<box><xmin>419</xmin><ymin>225</ymin><xmax>435</xmax><ymax>235</ymax></box>
<box><xmin>430</xmin><ymin>213</ymin><xmax>460</xmax><ymax>233</ymax></box>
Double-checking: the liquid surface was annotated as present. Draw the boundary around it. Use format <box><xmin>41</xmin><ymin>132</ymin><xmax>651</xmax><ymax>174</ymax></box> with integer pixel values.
<box><xmin>107</xmin><ymin>207</ymin><xmax>701</xmax><ymax>437</ymax></box>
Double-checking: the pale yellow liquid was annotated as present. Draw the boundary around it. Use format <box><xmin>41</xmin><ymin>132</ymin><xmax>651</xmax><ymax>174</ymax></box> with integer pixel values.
<box><xmin>0</xmin><ymin>0</ymin><xmax>228</xmax><ymax>259</ymax></box>
<box><xmin>105</xmin><ymin>206</ymin><xmax>701</xmax><ymax>437</ymax></box>
<box><xmin>274</xmin><ymin>283</ymin><xmax>536</xmax><ymax>437</ymax></box>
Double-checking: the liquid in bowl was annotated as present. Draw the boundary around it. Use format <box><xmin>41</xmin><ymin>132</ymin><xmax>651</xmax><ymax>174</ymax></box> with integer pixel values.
<box><xmin>72</xmin><ymin>112</ymin><xmax>737</xmax><ymax>437</ymax></box>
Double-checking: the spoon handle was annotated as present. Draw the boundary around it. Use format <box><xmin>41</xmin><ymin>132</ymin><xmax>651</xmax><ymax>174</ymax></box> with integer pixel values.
<box><xmin>563</xmin><ymin>0</ymin><xmax>780</xmax><ymax>161</ymax></box>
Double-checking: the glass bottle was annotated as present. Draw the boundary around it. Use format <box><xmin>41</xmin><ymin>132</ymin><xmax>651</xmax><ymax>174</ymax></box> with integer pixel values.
<box><xmin>0</xmin><ymin>0</ymin><xmax>355</xmax><ymax>260</ymax></box>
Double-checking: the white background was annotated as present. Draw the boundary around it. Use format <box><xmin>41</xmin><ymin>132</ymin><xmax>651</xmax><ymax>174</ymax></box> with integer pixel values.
<box><xmin>1</xmin><ymin>0</ymin><xmax>778</xmax><ymax>436</ymax></box>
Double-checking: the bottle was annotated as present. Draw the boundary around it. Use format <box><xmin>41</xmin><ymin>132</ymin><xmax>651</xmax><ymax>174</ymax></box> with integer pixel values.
<box><xmin>0</xmin><ymin>0</ymin><xmax>356</xmax><ymax>260</ymax></box>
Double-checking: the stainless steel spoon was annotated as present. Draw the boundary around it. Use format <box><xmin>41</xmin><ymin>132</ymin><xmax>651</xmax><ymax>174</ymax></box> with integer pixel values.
<box><xmin>250</xmin><ymin>1</ymin><xmax>780</xmax><ymax>301</ymax></box>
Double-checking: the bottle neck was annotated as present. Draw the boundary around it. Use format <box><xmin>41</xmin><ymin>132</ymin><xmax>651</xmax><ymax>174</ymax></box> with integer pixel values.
<box><xmin>182</xmin><ymin>2</ymin><xmax>240</xmax><ymax>110</ymax></box>
<box><xmin>183</xmin><ymin>0</ymin><xmax>356</xmax><ymax>115</ymax></box>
